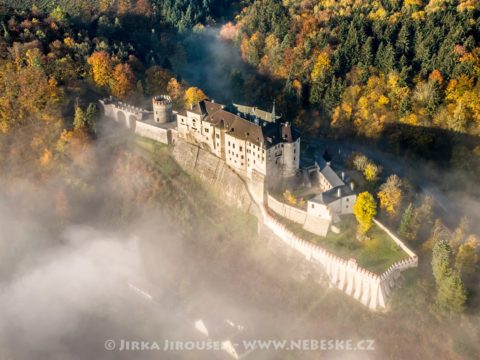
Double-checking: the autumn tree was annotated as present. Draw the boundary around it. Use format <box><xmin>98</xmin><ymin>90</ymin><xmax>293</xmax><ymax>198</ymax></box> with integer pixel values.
<box><xmin>363</xmin><ymin>162</ymin><xmax>382</xmax><ymax>182</ymax></box>
<box><xmin>167</xmin><ymin>78</ymin><xmax>184</xmax><ymax>104</ymax></box>
<box><xmin>0</xmin><ymin>60</ymin><xmax>60</xmax><ymax>133</ymax></box>
<box><xmin>451</xmin><ymin>216</ymin><xmax>469</xmax><ymax>251</ymax></box>
<box><xmin>311</xmin><ymin>50</ymin><xmax>331</xmax><ymax>81</ymax></box>
<box><xmin>378</xmin><ymin>175</ymin><xmax>403</xmax><ymax>217</ymax></box>
<box><xmin>50</xmin><ymin>6</ymin><xmax>68</xmax><ymax>24</ymax></box>
<box><xmin>283</xmin><ymin>190</ymin><xmax>297</xmax><ymax>205</ymax></box>
<box><xmin>455</xmin><ymin>239</ymin><xmax>478</xmax><ymax>278</ymax></box>
<box><xmin>111</xmin><ymin>63</ymin><xmax>136</xmax><ymax>99</ymax></box>
<box><xmin>184</xmin><ymin>86</ymin><xmax>207</xmax><ymax>107</ymax></box>
<box><xmin>352</xmin><ymin>154</ymin><xmax>369</xmax><ymax>171</ymax></box>
<box><xmin>145</xmin><ymin>66</ymin><xmax>173</xmax><ymax>95</ymax></box>
<box><xmin>87</xmin><ymin>51</ymin><xmax>112</xmax><ymax>88</ymax></box>
<box><xmin>353</xmin><ymin>192</ymin><xmax>377</xmax><ymax>235</ymax></box>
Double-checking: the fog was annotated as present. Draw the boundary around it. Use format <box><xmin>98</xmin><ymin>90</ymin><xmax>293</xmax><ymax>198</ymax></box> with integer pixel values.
<box><xmin>0</xmin><ymin>31</ymin><xmax>479</xmax><ymax>360</ymax></box>
<box><xmin>173</xmin><ymin>27</ymin><xmax>279</xmax><ymax>109</ymax></box>
<box><xmin>0</xmin><ymin>121</ymin><xmax>382</xmax><ymax>360</ymax></box>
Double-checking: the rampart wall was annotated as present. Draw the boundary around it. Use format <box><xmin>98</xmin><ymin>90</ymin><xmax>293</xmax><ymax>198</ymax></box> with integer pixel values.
<box><xmin>267</xmin><ymin>195</ymin><xmax>307</xmax><ymax>224</ymax></box>
<box><xmin>259</xmin><ymin>204</ymin><xmax>418</xmax><ymax>310</ymax></box>
<box><xmin>135</xmin><ymin>121</ymin><xmax>171</xmax><ymax>145</ymax></box>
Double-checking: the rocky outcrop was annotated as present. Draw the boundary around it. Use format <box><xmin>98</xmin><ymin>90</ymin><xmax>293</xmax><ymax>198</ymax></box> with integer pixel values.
<box><xmin>172</xmin><ymin>139</ymin><xmax>253</xmax><ymax>212</ymax></box>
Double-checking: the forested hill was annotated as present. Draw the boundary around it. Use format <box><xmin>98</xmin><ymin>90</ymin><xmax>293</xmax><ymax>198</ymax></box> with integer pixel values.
<box><xmin>232</xmin><ymin>0</ymin><xmax>480</xmax><ymax>138</ymax></box>
<box><xmin>2</xmin><ymin>0</ymin><xmax>239</xmax><ymax>31</ymax></box>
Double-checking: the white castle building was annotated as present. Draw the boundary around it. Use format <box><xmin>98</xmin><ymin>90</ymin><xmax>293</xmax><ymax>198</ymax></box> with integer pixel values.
<box><xmin>100</xmin><ymin>94</ymin><xmax>355</xmax><ymax>236</ymax></box>
<box><xmin>176</xmin><ymin>100</ymin><xmax>300</xmax><ymax>180</ymax></box>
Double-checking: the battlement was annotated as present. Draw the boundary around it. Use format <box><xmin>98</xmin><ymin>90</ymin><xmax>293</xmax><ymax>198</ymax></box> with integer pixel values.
<box><xmin>153</xmin><ymin>95</ymin><xmax>172</xmax><ymax>105</ymax></box>
<box><xmin>100</xmin><ymin>97</ymin><xmax>146</xmax><ymax>115</ymax></box>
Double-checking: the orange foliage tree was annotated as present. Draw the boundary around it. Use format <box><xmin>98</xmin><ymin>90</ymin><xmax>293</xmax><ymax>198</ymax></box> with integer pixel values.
<box><xmin>111</xmin><ymin>63</ymin><xmax>136</xmax><ymax>99</ymax></box>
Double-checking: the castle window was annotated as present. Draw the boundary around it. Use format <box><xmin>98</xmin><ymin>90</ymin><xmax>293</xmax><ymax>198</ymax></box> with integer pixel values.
<box><xmin>239</xmin><ymin>146</ymin><xmax>242</xmax><ymax>151</ymax></box>
<box><xmin>294</xmin><ymin>157</ymin><xmax>296</xmax><ymax>160</ymax></box>
<box><xmin>216</xmin><ymin>134</ymin><xmax>219</xmax><ymax>139</ymax></box>
<box><xmin>233</xmin><ymin>144</ymin><xmax>235</xmax><ymax>149</ymax></box>
<box><xmin>241</xmin><ymin>155</ymin><xmax>244</xmax><ymax>159</ymax></box>
<box><xmin>311</xmin><ymin>204</ymin><xmax>315</xmax><ymax>209</ymax></box>
<box><xmin>254</xmin><ymin>160</ymin><xmax>256</xmax><ymax>164</ymax></box>
<box><xmin>228</xmin><ymin>141</ymin><xmax>230</xmax><ymax>146</ymax></box>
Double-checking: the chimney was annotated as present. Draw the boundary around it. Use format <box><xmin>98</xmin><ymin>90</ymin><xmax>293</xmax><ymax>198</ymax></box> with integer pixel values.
<box><xmin>337</xmin><ymin>188</ymin><xmax>341</xmax><ymax>197</ymax></box>
<box><xmin>350</xmin><ymin>182</ymin><xmax>355</xmax><ymax>191</ymax></box>
<box><xmin>341</xmin><ymin>171</ymin><xmax>345</xmax><ymax>181</ymax></box>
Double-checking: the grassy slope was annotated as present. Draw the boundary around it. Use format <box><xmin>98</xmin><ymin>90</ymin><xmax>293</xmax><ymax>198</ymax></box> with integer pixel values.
<box><xmin>133</xmin><ymin>135</ymin><xmax>258</xmax><ymax>242</ymax></box>
<box><xmin>270</xmin><ymin>212</ymin><xmax>408</xmax><ymax>274</ymax></box>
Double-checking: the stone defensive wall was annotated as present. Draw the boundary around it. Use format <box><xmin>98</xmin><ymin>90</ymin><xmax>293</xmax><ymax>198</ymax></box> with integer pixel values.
<box><xmin>267</xmin><ymin>194</ymin><xmax>307</xmax><ymax>224</ymax></box>
<box><xmin>100</xmin><ymin>98</ymin><xmax>173</xmax><ymax>145</ymax></box>
<box><xmin>258</xmin><ymin>204</ymin><xmax>418</xmax><ymax>311</ymax></box>
<box><xmin>135</xmin><ymin>121</ymin><xmax>172</xmax><ymax>145</ymax></box>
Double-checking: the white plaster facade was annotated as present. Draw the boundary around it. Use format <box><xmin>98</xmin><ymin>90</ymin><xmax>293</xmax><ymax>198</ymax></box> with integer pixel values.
<box><xmin>176</xmin><ymin>100</ymin><xmax>300</xmax><ymax>180</ymax></box>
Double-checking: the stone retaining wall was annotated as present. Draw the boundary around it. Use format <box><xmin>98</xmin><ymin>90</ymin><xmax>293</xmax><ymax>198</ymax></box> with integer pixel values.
<box><xmin>259</xmin><ymin>204</ymin><xmax>418</xmax><ymax>310</ymax></box>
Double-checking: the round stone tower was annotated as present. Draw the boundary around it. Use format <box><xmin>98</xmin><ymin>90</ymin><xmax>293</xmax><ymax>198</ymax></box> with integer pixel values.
<box><xmin>152</xmin><ymin>95</ymin><xmax>173</xmax><ymax>123</ymax></box>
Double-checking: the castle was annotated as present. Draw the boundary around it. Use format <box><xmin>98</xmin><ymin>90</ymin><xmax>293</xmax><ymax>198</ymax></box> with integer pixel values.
<box><xmin>100</xmin><ymin>95</ymin><xmax>357</xmax><ymax>237</ymax></box>
<box><xmin>100</xmin><ymin>95</ymin><xmax>300</xmax><ymax>181</ymax></box>
<box><xmin>99</xmin><ymin>95</ymin><xmax>418</xmax><ymax>311</ymax></box>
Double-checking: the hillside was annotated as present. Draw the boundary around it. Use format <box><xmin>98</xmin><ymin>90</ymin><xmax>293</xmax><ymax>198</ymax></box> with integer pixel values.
<box><xmin>226</xmin><ymin>0</ymin><xmax>480</xmax><ymax>179</ymax></box>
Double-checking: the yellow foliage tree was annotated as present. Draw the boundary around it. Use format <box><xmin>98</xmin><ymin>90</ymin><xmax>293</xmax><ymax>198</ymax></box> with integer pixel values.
<box><xmin>87</xmin><ymin>51</ymin><xmax>112</xmax><ymax>88</ymax></box>
<box><xmin>311</xmin><ymin>50</ymin><xmax>331</xmax><ymax>81</ymax></box>
<box><xmin>283</xmin><ymin>190</ymin><xmax>297</xmax><ymax>205</ymax></box>
<box><xmin>378</xmin><ymin>175</ymin><xmax>403</xmax><ymax>217</ymax></box>
<box><xmin>363</xmin><ymin>162</ymin><xmax>381</xmax><ymax>182</ymax></box>
<box><xmin>184</xmin><ymin>87</ymin><xmax>207</xmax><ymax>107</ymax></box>
<box><xmin>353</xmin><ymin>192</ymin><xmax>377</xmax><ymax>235</ymax></box>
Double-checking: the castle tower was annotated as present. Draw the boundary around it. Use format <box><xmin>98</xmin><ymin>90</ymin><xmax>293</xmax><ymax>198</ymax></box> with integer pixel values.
<box><xmin>152</xmin><ymin>95</ymin><xmax>173</xmax><ymax>123</ymax></box>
